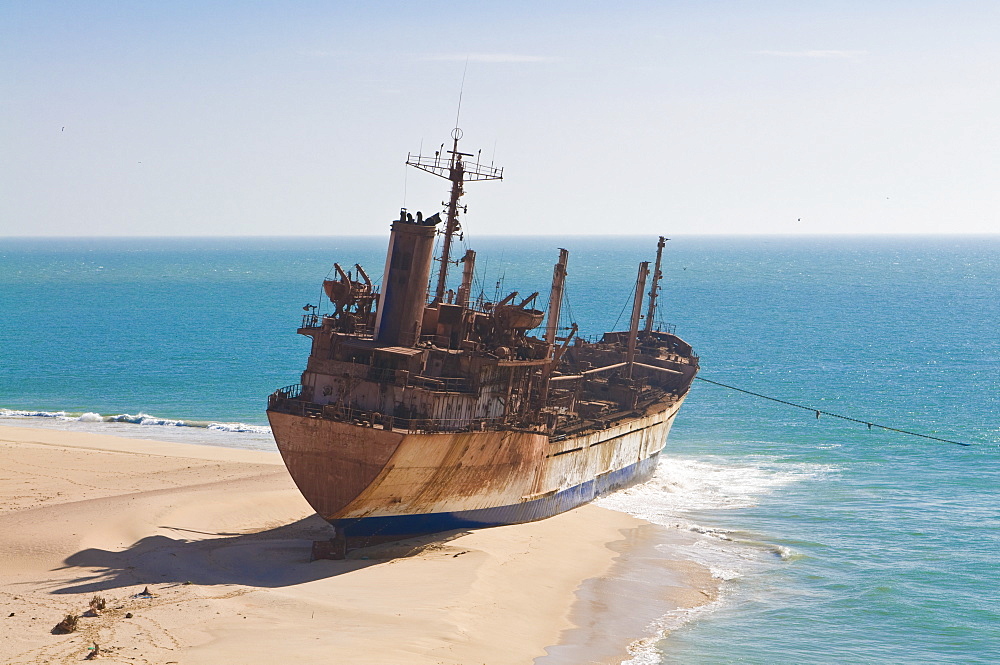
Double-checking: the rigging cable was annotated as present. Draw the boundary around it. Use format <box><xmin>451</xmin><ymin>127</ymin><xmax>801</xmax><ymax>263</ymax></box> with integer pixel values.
<box><xmin>562</xmin><ymin>282</ymin><xmax>576</xmax><ymax>334</ymax></box>
<box><xmin>694</xmin><ymin>377</ymin><xmax>972</xmax><ymax>447</ymax></box>
<box><xmin>610</xmin><ymin>279</ymin><xmax>637</xmax><ymax>332</ymax></box>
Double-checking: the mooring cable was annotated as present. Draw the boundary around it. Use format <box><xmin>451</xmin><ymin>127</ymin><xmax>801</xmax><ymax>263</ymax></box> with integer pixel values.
<box><xmin>694</xmin><ymin>376</ymin><xmax>972</xmax><ymax>447</ymax></box>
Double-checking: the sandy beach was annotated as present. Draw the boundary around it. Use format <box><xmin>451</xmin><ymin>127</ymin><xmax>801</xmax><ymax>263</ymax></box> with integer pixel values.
<box><xmin>0</xmin><ymin>424</ymin><xmax>717</xmax><ymax>664</ymax></box>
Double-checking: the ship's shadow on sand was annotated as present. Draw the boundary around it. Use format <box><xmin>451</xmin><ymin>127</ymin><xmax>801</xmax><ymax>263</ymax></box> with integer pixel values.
<box><xmin>51</xmin><ymin>515</ymin><xmax>467</xmax><ymax>595</ymax></box>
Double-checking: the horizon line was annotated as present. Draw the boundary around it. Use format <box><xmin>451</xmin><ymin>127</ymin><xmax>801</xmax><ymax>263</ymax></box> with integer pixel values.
<box><xmin>2</xmin><ymin>232</ymin><xmax>1000</xmax><ymax>240</ymax></box>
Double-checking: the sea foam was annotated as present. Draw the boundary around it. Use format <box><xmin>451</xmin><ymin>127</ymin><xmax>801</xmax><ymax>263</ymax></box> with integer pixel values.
<box><xmin>0</xmin><ymin>408</ymin><xmax>274</xmax><ymax>450</ymax></box>
<box><xmin>595</xmin><ymin>453</ymin><xmax>834</xmax><ymax>660</ymax></box>
<box><xmin>596</xmin><ymin>455</ymin><xmax>831</xmax><ymax>521</ymax></box>
<box><xmin>1</xmin><ymin>408</ymin><xmax>271</xmax><ymax>434</ymax></box>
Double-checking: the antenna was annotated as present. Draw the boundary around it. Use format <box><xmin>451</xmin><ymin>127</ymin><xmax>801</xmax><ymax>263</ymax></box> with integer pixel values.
<box><xmin>455</xmin><ymin>57</ymin><xmax>469</xmax><ymax>129</ymax></box>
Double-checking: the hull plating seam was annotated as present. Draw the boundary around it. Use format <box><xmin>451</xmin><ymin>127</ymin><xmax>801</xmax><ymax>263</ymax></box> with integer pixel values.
<box><xmin>549</xmin><ymin>446</ymin><xmax>585</xmax><ymax>457</ymax></box>
<box><xmin>545</xmin><ymin>418</ymin><xmax>669</xmax><ymax>458</ymax></box>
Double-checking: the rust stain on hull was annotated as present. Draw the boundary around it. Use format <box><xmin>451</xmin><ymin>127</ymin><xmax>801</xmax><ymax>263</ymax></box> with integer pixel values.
<box><xmin>269</xmin><ymin>396</ymin><xmax>687</xmax><ymax>523</ymax></box>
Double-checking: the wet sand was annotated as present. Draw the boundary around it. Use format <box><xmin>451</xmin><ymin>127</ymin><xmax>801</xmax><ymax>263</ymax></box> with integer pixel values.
<box><xmin>0</xmin><ymin>424</ymin><xmax>717</xmax><ymax>664</ymax></box>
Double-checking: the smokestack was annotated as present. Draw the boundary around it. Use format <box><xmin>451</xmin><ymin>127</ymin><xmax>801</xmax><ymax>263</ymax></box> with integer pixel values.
<box><xmin>375</xmin><ymin>211</ymin><xmax>440</xmax><ymax>346</ymax></box>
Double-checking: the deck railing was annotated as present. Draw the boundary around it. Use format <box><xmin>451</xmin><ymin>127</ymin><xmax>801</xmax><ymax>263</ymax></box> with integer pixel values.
<box><xmin>267</xmin><ymin>386</ymin><xmax>511</xmax><ymax>433</ymax></box>
<box><xmin>299</xmin><ymin>313</ymin><xmax>375</xmax><ymax>337</ymax></box>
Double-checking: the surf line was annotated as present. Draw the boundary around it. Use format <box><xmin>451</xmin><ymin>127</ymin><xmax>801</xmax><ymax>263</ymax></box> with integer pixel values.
<box><xmin>694</xmin><ymin>377</ymin><xmax>972</xmax><ymax>447</ymax></box>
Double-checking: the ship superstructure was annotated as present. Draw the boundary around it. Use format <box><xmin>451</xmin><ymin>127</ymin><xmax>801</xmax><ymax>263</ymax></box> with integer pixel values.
<box><xmin>267</xmin><ymin>129</ymin><xmax>698</xmax><ymax>543</ymax></box>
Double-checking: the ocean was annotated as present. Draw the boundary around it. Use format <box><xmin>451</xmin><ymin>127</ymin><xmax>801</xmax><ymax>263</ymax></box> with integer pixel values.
<box><xmin>1</xmin><ymin>235</ymin><xmax>997</xmax><ymax>663</ymax></box>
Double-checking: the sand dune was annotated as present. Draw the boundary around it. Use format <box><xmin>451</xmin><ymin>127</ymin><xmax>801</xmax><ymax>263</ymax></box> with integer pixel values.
<box><xmin>0</xmin><ymin>424</ymin><xmax>716</xmax><ymax>664</ymax></box>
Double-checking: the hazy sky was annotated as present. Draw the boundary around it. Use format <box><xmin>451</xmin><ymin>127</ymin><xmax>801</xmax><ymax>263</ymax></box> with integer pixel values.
<box><xmin>3</xmin><ymin>1</ymin><xmax>998</xmax><ymax>237</ymax></box>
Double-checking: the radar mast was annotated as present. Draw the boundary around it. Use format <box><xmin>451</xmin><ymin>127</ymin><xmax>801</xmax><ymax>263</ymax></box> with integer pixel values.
<box><xmin>406</xmin><ymin>128</ymin><xmax>503</xmax><ymax>303</ymax></box>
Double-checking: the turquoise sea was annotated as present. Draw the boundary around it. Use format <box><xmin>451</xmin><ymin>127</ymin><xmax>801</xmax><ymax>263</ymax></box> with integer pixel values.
<box><xmin>1</xmin><ymin>235</ymin><xmax>998</xmax><ymax>663</ymax></box>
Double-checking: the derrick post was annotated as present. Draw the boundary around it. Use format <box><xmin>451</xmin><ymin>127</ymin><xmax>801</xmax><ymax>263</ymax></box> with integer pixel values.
<box><xmin>457</xmin><ymin>249</ymin><xmax>476</xmax><ymax>307</ymax></box>
<box><xmin>545</xmin><ymin>249</ymin><xmax>569</xmax><ymax>348</ymax></box>
<box><xmin>644</xmin><ymin>236</ymin><xmax>667</xmax><ymax>333</ymax></box>
<box><xmin>626</xmin><ymin>261</ymin><xmax>650</xmax><ymax>378</ymax></box>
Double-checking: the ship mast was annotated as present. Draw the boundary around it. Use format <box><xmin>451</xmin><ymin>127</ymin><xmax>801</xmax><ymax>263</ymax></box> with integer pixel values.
<box><xmin>627</xmin><ymin>261</ymin><xmax>650</xmax><ymax>378</ymax></box>
<box><xmin>545</xmin><ymin>249</ymin><xmax>569</xmax><ymax>347</ymax></box>
<box><xmin>406</xmin><ymin>128</ymin><xmax>503</xmax><ymax>303</ymax></box>
<box><xmin>644</xmin><ymin>236</ymin><xmax>668</xmax><ymax>333</ymax></box>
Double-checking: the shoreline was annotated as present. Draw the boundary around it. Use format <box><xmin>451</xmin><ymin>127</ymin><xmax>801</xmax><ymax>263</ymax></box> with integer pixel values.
<box><xmin>0</xmin><ymin>412</ymin><xmax>278</xmax><ymax>451</ymax></box>
<box><xmin>0</xmin><ymin>424</ymin><xmax>718</xmax><ymax>664</ymax></box>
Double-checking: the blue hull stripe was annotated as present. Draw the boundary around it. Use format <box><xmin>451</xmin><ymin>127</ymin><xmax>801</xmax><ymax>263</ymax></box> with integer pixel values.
<box><xmin>330</xmin><ymin>452</ymin><xmax>661</xmax><ymax>538</ymax></box>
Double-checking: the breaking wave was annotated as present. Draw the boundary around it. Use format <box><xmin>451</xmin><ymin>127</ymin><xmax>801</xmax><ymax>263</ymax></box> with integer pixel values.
<box><xmin>595</xmin><ymin>454</ymin><xmax>833</xmax><ymax>663</ymax></box>
<box><xmin>597</xmin><ymin>455</ymin><xmax>831</xmax><ymax>520</ymax></box>
<box><xmin>0</xmin><ymin>408</ymin><xmax>271</xmax><ymax>435</ymax></box>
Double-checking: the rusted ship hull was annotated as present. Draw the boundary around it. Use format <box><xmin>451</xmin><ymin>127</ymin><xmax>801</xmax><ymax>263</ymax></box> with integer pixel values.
<box><xmin>267</xmin><ymin>131</ymin><xmax>698</xmax><ymax>543</ymax></box>
<box><xmin>268</xmin><ymin>395</ymin><xmax>685</xmax><ymax>537</ymax></box>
